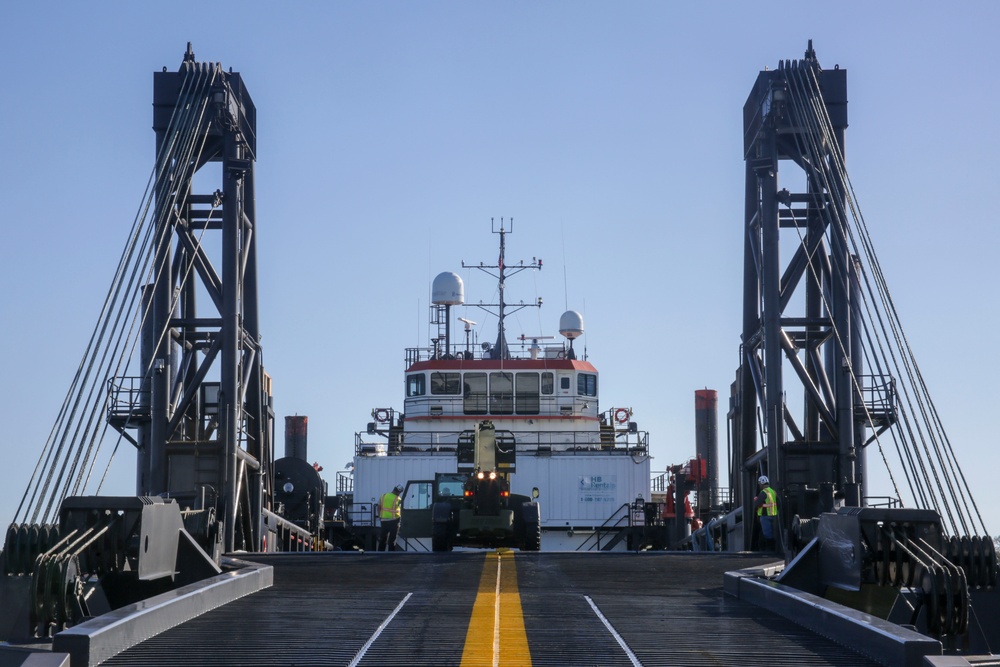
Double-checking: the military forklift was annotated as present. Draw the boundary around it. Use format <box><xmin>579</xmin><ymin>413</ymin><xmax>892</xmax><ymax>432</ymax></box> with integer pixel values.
<box><xmin>399</xmin><ymin>420</ymin><xmax>540</xmax><ymax>551</ymax></box>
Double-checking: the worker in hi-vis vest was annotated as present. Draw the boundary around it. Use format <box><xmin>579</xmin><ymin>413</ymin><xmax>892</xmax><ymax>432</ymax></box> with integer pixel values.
<box><xmin>378</xmin><ymin>484</ymin><xmax>403</xmax><ymax>551</ymax></box>
<box><xmin>754</xmin><ymin>475</ymin><xmax>778</xmax><ymax>552</ymax></box>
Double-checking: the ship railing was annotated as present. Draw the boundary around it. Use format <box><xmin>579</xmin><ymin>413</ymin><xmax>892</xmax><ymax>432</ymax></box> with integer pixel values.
<box><xmin>336</xmin><ymin>471</ymin><xmax>353</xmax><ymax>495</ymax></box>
<box><xmin>262</xmin><ymin>508</ymin><xmax>322</xmax><ymax>552</ymax></box>
<box><xmin>575</xmin><ymin>502</ymin><xmax>635</xmax><ymax>552</ymax></box>
<box><xmin>651</xmin><ymin>471</ymin><xmax>668</xmax><ymax>494</ymax></box>
<box><xmin>855</xmin><ymin>374</ymin><xmax>897</xmax><ymax>429</ymax></box>
<box><xmin>404</xmin><ymin>342</ymin><xmax>569</xmax><ymax>365</ymax></box>
<box><xmin>864</xmin><ymin>495</ymin><xmax>902</xmax><ymax>509</ymax></box>
<box><xmin>355</xmin><ymin>429</ymin><xmax>649</xmax><ymax>456</ymax></box>
<box><xmin>106</xmin><ymin>375</ymin><xmax>151</xmax><ymax>428</ymax></box>
<box><xmin>344</xmin><ymin>500</ymin><xmax>376</xmax><ymax>527</ymax></box>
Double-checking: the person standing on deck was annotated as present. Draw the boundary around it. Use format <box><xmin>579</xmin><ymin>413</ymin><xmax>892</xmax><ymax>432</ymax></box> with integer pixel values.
<box><xmin>378</xmin><ymin>484</ymin><xmax>403</xmax><ymax>551</ymax></box>
<box><xmin>755</xmin><ymin>475</ymin><xmax>778</xmax><ymax>552</ymax></box>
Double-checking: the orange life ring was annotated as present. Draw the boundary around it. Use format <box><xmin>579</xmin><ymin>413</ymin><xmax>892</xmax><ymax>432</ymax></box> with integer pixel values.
<box><xmin>614</xmin><ymin>408</ymin><xmax>629</xmax><ymax>424</ymax></box>
<box><xmin>374</xmin><ymin>408</ymin><xmax>390</xmax><ymax>423</ymax></box>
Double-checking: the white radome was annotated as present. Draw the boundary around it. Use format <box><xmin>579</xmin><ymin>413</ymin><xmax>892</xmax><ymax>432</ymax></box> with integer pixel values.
<box><xmin>431</xmin><ymin>272</ymin><xmax>464</xmax><ymax>305</ymax></box>
<box><xmin>559</xmin><ymin>310</ymin><xmax>584</xmax><ymax>340</ymax></box>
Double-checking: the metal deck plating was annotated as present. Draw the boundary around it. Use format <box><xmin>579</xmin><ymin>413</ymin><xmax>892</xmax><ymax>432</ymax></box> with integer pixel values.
<box><xmin>85</xmin><ymin>553</ymin><xmax>883</xmax><ymax>667</ymax></box>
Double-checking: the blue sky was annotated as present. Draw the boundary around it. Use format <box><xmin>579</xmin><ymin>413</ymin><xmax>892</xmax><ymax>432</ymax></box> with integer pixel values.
<box><xmin>2</xmin><ymin>3</ymin><xmax>998</xmax><ymax>533</ymax></box>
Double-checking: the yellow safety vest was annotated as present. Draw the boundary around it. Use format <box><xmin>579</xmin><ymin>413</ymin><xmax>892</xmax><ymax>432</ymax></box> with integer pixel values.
<box><xmin>757</xmin><ymin>486</ymin><xmax>777</xmax><ymax>517</ymax></box>
<box><xmin>380</xmin><ymin>492</ymin><xmax>400</xmax><ymax>521</ymax></box>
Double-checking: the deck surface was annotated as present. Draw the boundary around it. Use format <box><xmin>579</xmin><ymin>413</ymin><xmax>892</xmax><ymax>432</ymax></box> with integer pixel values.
<box><xmin>101</xmin><ymin>551</ymin><xmax>880</xmax><ymax>666</ymax></box>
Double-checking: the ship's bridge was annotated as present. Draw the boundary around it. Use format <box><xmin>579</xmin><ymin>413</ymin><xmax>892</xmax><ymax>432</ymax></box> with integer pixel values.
<box><xmin>405</xmin><ymin>353</ymin><xmax>598</xmax><ymax>416</ymax></box>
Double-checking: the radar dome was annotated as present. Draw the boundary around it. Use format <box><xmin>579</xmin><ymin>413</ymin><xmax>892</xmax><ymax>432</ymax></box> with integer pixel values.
<box><xmin>559</xmin><ymin>310</ymin><xmax>584</xmax><ymax>340</ymax></box>
<box><xmin>432</xmin><ymin>272</ymin><xmax>464</xmax><ymax>305</ymax></box>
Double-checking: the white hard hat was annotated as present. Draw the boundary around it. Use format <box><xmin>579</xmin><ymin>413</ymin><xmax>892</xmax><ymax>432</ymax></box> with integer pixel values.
<box><xmin>758</xmin><ymin>475</ymin><xmax>769</xmax><ymax>485</ymax></box>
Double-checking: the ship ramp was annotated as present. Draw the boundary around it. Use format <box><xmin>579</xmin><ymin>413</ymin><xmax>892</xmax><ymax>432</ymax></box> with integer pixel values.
<box><xmin>40</xmin><ymin>552</ymin><xmax>915</xmax><ymax>667</ymax></box>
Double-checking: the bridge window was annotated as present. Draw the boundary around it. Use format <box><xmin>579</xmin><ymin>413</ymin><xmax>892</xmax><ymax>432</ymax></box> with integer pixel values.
<box><xmin>407</xmin><ymin>373</ymin><xmax>426</xmax><ymax>397</ymax></box>
<box><xmin>463</xmin><ymin>373</ymin><xmax>488</xmax><ymax>414</ymax></box>
<box><xmin>578</xmin><ymin>373</ymin><xmax>597</xmax><ymax>397</ymax></box>
<box><xmin>431</xmin><ymin>372</ymin><xmax>461</xmax><ymax>395</ymax></box>
<box><xmin>515</xmin><ymin>373</ymin><xmax>540</xmax><ymax>414</ymax></box>
<box><xmin>541</xmin><ymin>372</ymin><xmax>554</xmax><ymax>395</ymax></box>
<box><xmin>490</xmin><ymin>372</ymin><xmax>514</xmax><ymax>414</ymax></box>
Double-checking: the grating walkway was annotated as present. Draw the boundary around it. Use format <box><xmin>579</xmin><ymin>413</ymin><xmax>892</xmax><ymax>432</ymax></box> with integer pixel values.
<box><xmin>101</xmin><ymin>552</ymin><xmax>880</xmax><ymax>666</ymax></box>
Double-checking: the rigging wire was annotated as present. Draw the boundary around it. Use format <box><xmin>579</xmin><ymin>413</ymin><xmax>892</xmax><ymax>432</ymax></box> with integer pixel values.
<box><xmin>16</xmin><ymin>64</ymin><xmax>224</xmax><ymax>525</ymax></box>
<box><xmin>776</xmin><ymin>59</ymin><xmax>986</xmax><ymax>536</ymax></box>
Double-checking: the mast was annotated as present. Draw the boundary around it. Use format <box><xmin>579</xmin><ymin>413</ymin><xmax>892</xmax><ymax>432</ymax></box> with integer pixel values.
<box><xmin>496</xmin><ymin>221</ymin><xmax>508</xmax><ymax>357</ymax></box>
<box><xmin>462</xmin><ymin>218</ymin><xmax>542</xmax><ymax>360</ymax></box>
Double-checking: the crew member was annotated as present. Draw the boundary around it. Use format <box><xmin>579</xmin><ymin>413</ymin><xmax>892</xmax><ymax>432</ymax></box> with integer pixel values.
<box><xmin>754</xmin><ymin>475</ymin><xmax>778</xmax><ymax>552</ymax></box>
<box><xmin>378</xmin><ymin>484</ymin><xmax>403</xmax><ymax>551</ymax></box>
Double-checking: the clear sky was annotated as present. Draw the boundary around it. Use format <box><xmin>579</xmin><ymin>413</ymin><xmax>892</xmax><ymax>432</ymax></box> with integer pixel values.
<box><xmin>2</xmin><ymin>3</ymin><xmax>997</xmax><ymax>534</ymax></box>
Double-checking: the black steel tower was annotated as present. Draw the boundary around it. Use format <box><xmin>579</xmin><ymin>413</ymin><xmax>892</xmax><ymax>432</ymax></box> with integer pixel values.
<box><xmin>735</xmin><ymin>42</ymin><xmax>889</xmax><ymax>548</ymax></box>
<box><xmin>111</xmin><ymin>44</ymin><xmax>273</xmax><ymax>552</ymax></box>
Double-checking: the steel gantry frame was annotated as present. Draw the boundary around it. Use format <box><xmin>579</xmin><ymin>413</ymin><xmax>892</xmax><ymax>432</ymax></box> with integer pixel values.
<box><xmin>123</xmin><ymin>45</ymin><xmax>273</xmax><ymax>553</ymax></box>
<box><xmin>735</xmin><ymin>43</ymin><xmax>880</xmax><ymax>549</ymax></box>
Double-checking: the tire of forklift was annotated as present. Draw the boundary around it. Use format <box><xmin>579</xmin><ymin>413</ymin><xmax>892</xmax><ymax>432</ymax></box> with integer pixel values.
<box><xmin>520</xmin><ymin>502</ymin><xmax>541</xmax><ymax>551</ymax></box>
<box><xmin>432</xmin><ymin>521</ymin><xmax>451</xmax><ymax>552</ymax></box>
<box><xmin>522</xmin><ymin>521</ymin><xmax>541</xmax><ymax>551</ymax></box>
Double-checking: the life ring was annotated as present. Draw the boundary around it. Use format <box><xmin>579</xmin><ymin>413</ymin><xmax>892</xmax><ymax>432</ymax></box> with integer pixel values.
<box><xmin>374</xmin><ymin>408</ymin><xmax>390</xmax><ymax>423</ymax></box>
<box><xmin>614</xmin><ymin>408</ymin><xmax>629</xmax><ymax>425</ymax></box>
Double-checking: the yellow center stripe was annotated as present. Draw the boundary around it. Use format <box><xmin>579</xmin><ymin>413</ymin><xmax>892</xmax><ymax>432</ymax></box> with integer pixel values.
<box><xmin>461</xmin><ymin>550</ymin><xmax>531</xmax><ymax>667</ymax></box>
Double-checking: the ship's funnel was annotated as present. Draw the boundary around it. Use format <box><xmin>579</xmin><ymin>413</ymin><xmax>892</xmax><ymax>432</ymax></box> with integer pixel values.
<box><xmin>694</xmin><ymin>390</ymin><xmax>719</xmax><ymax>512</ymax></box>
<box><xmin>285</xmin><ymin>415</ymin><xmax>308</xmax><ymax>461</ymax></box>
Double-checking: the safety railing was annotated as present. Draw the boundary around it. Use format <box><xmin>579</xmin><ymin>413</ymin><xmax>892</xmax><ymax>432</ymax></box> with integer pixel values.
<box><xmin>106</xmin><ymin>375</ymin><xmax>151</xmax><ymax>427</ymax></box>
<box><xmin>575</xmin><ymin>502</ymin><xmax>633</xmax><ymax>552</ymax></box>
<box><xmin>355</xmin><ymin>428</ymin><xmax>648</xmax><ymax>457</ymax></box>
<box><xmin>263</xmin><ymin>508</ymin><xmax>321</xmax><ymax>552</ymax></box>
<box><xmin>855</xmin><ymin>374</ymin><xmax>897</xmax><ymax>427</ymax></box>
<box><xmin>404</xmin><ymin>342</ymin><xmax>569</xmax><ymax>366</ymax></box>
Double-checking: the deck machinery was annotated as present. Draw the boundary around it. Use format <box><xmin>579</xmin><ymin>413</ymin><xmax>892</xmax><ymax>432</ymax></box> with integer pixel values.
<box><xmin>729</xmin><ymin>41</ymin><xmax>997</xmax><ymax>650</ymax></box>
<box><xmin>0</xmin><ymin>45</ymin><xmax>317</xmax><ymax>642</ymax></box>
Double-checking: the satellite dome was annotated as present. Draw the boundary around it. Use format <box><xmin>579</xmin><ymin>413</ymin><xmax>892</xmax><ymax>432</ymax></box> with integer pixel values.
<box><xmin>432</xmin><ymin>272</ymin><xmax>464</xmax><ymax>305</ymax></box>
<box><xmin>559</xmin><ymin>310</ymin><xmax>584</xmax><ymax>340</ymax></box>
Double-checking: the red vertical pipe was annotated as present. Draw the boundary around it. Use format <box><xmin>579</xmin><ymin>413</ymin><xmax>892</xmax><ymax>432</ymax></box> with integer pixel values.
<box><xmin>695</xmin><ymin>389</ymin><xmax>719</xmax><ymax>512</ymax></box>
<box><xmin>284</xmin><ymin>415</ymin><xmax>309</xmax><ymax>461</ymax></box>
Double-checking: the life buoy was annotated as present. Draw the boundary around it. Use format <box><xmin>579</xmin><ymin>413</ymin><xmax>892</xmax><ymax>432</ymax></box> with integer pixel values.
<box><xmin>374</xmin><ymin>408</ymin><xmax>390</xmax><ymax>423</ymax></box>
<box><xmin>614</xmin><ymin>408</ymin><xmax>629</xmax><ymax>424</ymax></box>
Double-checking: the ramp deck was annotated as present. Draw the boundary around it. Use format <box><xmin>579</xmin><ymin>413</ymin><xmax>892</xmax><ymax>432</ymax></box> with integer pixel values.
<box><xmin>90</xmin><ymin>552</ymin><xmax>880</xmax><ymax>667</ymax></box>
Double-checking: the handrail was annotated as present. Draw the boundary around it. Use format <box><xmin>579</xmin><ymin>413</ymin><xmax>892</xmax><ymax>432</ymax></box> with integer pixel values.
<box><xmin>575</xmin><ymin>502</ymin><xmax>631</xmax><ymax>552</ymax></box>
<box><xmin>355</xmin><ymin>428</ymin><xmax>649</xmax><ymax>457</ymax></box>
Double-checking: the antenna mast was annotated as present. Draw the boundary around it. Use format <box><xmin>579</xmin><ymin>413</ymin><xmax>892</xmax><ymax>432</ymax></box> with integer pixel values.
<box><xmin>462</xmin><ymin>218</ymin><xmax>542</xmax><ymax>359</ymax></box>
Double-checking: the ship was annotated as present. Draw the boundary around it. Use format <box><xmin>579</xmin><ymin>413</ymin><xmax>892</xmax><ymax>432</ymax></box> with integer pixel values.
<box><xmin>0</xmin><ymin>42</ymin><xmax>997</xmax><ymax>667</ymax></box>
<box><xmin>344</xmin><ymin>220</ymin><xmax>657</xmax><ymax>552</ymax></box>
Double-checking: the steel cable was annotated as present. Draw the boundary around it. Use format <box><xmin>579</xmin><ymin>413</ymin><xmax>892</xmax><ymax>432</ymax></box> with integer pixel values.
<box><xmin>19</xmin><ymin>68</ymin><xmax>208</xmax><ymax>523</ymax></box>
<box><xmin>796</xmin><ymin>64</ymin><xmax>980</xmax><ymax>535</ymax></box>
<box><xmin>779</xmin><ymin>60</ymin><xmax>985</xmax><ymax>535</ymax></box>
<box><xmin>785</xmin><ymin>63</ymin><xmax>955</xmax><ymax>527</ymax></box>
<box><xmin>16</xmin><ymin>64</ymin><xmax>221</xmax><ymax>524</ymax></box>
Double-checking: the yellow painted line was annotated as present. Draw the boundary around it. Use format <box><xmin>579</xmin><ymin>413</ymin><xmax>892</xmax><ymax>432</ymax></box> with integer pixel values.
<box><xmin>461</xmin><ymin>550</ymin><xmax>531</xmax><ymax>667</ymax></box>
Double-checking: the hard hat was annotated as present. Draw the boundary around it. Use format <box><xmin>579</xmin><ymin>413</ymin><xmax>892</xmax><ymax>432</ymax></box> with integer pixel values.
<box><xmin>758</xmin><ymin>475</ymin><xmax>769</xmax><ymax>485</ymax></box>
<box><xmin>393</xmin><ymin>484</ymin><xmax>403</xmax><ymax>493</ymax></box>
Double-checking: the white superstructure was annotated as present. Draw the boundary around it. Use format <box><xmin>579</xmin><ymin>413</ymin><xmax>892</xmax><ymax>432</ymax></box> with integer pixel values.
<box><xmin>350</xmin><ymin>224</ymin><xmax>651</xmax><ymax>550</ymax></box>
